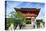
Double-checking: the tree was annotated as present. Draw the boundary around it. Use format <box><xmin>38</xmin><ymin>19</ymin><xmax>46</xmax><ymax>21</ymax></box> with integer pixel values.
<box><xmin>14</xmin><ymin>12</ymin><xmax>25</xmax><ymax>29</ymax></box>
<box><xmin>6</xmin><ymin>10</ymin><xmax>25</xmax><ymax>30</ymax></box>
<box><xmin>5</xmin><ymin>11</ymin><xmax>16</xmax><ymax>30</ymax></box>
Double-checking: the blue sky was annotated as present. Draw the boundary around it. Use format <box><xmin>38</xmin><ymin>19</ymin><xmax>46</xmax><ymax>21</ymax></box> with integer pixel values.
<box><xmin>6</xmin><ymin>1</ymin><xmax>45</xmax><ymax>19</ymax></box>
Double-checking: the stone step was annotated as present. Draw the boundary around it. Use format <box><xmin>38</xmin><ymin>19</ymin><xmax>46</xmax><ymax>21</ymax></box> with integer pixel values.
<box><xmin>21</xmin><ymin>24</ymin><xmax>33</xmax><ymax>29</ymax></box>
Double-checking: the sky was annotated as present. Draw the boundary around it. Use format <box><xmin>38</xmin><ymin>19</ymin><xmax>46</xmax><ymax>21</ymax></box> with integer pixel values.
<box><xmin>5</xmin><ymin>0</ymin><xmax>44</xmax><ymax>3</ymax></box>
<box><xmin>5</xmin><ymin>1</ymin><xmax>45</xmax><ymax>19</ymax></box>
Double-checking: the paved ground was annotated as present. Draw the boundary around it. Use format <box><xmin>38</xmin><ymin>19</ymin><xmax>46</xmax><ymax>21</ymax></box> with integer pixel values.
<box><xmin>8</xmin><ymin>24</ymin><xmax>33</xmax><ymax>30</ymax></box>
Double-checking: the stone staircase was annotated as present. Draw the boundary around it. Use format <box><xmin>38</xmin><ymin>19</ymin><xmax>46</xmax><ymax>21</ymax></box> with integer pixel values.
<box><xmin>21</xmin><ymin>24</ymin><xmax>33</xmax><ymax>29</ymax></box>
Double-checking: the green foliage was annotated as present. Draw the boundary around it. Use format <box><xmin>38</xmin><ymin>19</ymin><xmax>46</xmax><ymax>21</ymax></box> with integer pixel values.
<box><xmin>15</xmin><ymin>12</ymin><xmax>24</xmax><ymax>18</ymax></box>
<box><xmin>36</xmin><ymin>19</ymin><xmax>44</xmax><ymax>28</ymax></box>
<box><xmin>15</xmin><ymin>12</ymin><xmax>25</xmax><ymax>24</ymax></box>
<box><xmin>6</xmin><ymin>11</ymin><xmax>26</xmax><ymax>29</ymax></box>
<box><xmin>6</xmin><ymin>18</ymin><xmax>14</xmax><ymax>30</ymax></box>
